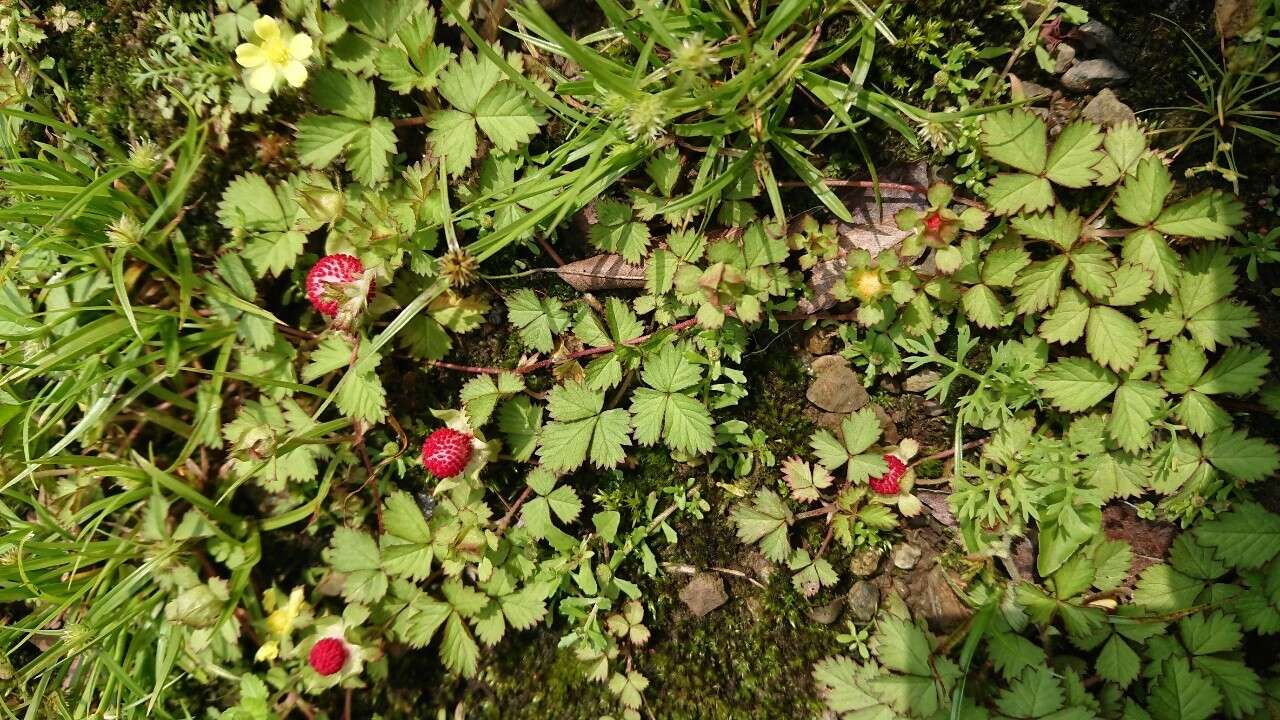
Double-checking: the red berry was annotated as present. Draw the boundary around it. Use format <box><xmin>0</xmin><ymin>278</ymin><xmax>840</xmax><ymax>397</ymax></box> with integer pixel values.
<box><xmin>308</xmin><ymin>637</ymin><xmax>348</xmax><ymax>676</ymax></box>
<box><xmin>421</xmin><ymin>428</ymin><xmax>473</xmax><ymax>478</ymax></box>
<box><xmin>924</xmin><ymin>212</ymin><xmax>944</xmax><ymax>233</ymax></box>
<box><xmin>868</xmin><ymin>454</ymin><xmax>907</xmax><ymax>495</ymax></box>
<box><xmin>306</xmin><ymin>254</ymin><xmax>374</xmax><ymax>317</ymax></box>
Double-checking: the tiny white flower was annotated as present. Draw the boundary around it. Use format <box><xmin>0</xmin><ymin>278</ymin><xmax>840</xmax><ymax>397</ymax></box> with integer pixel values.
<box><xmin>235</xmin><ymin>16</ymin><xmax>313</xmax><ymax>94</ymax></box>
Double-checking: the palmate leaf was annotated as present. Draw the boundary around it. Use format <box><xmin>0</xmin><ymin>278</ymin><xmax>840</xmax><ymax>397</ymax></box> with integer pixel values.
<box><xmin>629</xmin><ymin>344</ymin><xmax>713</xmax><ymax>455</ymax></box>
<box><xmin>302</xmin><ymin>335</ymin><xmax>387</xmax><ymax>423</ymax></box>
<box><xmin>296</xmin><ymin>114</ymin><xmax>397</xmax><ymax>186</ymax></box>
<box><xmin>782</xmin><ymin>457</ymin><xmax>832</xmax><ymax>503</ymax></box>
<box><xmin>809</xmin><ymin>408</ymin><xmax>887</xmax><ymax>483</ymax></box>
<box><xmin>1123</xmin><ymin>228</ymin><xmax>1181</xmax><ymax>294</ymax></box>
<box><xmin>1039</xmin><ymin>288</ymin><xmax>1090</xmax><ymax>344</ymax></box>
<box><xmin>1107</xmin><ymin>380</ymin><xmax>1164</xmax><ymax>452</ymax></box>
<box><xmin>537</xmin><ymin>381</ymin><xmax>631</xmax><ymax>471</ymax></box>
<box><xmin>812</xmin><ymin>656</ymin><xmax>897</xmax><ymax>719</ymax></box>
<box><xmin>589</xmin><ymin>198</ymin><xmax>652</xmax><ymax>263</ymax></box>
<box><xmin>730</xmin><ymin>489</ymin><xmax>792</xmax><ymax>562</ymax></box>
<box><xmin>506</xmin><ymin>289</ymin><xmax>570</xmax><ymax>353</ymax></box>
<box><xmin>428</xmin><ymin>48</ymin><xmax>545</xmax><ymax>177</ymax></box>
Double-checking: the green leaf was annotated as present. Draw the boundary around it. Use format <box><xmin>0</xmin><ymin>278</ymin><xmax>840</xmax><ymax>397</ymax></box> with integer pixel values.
<box><xmin>441</xmin><ymin>612</ymin><xmax>480</xmax><ymax>677</ymax></box>
<box><xmin>962</xmin><ymin>284</ymin><xmax>1006</xmax><ymax>328</ymax></box>
<box><xmin>1013</xmin><ymin>206</ymin><xmax>1083</xmax><ymax>250</ymax></box>
<box><xmin>995</xmin><ymin>666</ymin><xmax>1065</xmax><ymax>718</ymax></box>
<box><xmin>1194</xmin><ymin>656</ymin><xmax>1263</xmax><ymax>719</ymax></box>
<box><xmin>1039</xmin><ymin>288</ymin><xmax>1090</xmax><ymax>344</ymax></box>
<box><xmin>506</xmin><ymin>289</ymin><xmax>570</xmax><ymax>353</ymax></box>
<box><xmin>629</xmin><ymin>344</ymin><xmax>713</xmax><ymax>456</ymax></box>
<box><xmin>1097</xmin><ymin>635</ymin><xmax>1141</xmax><ymax>688</ymax></box>
<box><xmin>810</xmin><ymin>408</ymin><xmax>887</xmax><ymax>484</ymax></box>
<box><xmin>1133</xmin><ymin>563</ymin><xmax>1204</xmax><ymax>612</ymax></box>
<box><xmin>374</xmin><ymin>8</ymin><xmax>452</xmax><ymax>94</ymax></box>
<box><xmin>1114</xmin><ymin>155</ymin><xmax>1173</xmax><ymax>226</ymax></box>
<box><xmin>1013</xmin><ymin>255</ymin><xmax>1069</xmax><ymax>314</ymax></box>
<box><xmin>303</xmin><ymin>335</ymin><xmax>387</xmax><ymax>423</ymax></box>
<box><xmin>1086</xmin><ymin>306</ymin><xmax>1145</xmax><ymax>372</ymax></box>
<box><xmin>310</xmin><ymin>69</ymin><xmax>375</xmax><ymax>121</ymax></box>
<box><xmin>982</xmin><ymin>247</ymin><xmax>1032</xmax><ymax>287</ymax></box>
<box><xmin>987</xmin><ymin>627</ymin><xmax>1046</xmax><ymax>680</ymax></box>
<box><xmin>590</xmin><ymin>198</ymin><xmax>652</xmax><ymax>263</ymax></box>
<box><xmin>981</xmin><ymin>109</ymin><xmax>1047</xmax><ymax>174</ymax></box>
<box><xmin>473</xmin><ymin>82</ymin><xmax>545</xmax><ymax>152</ymax></box>
<box><xmin>296</xmin><ymin>115</ymin><xmax>397</xmax><ymax>186</ymax></box>
<box><xmin>1196</xmin><ymin>345</ymin><xmax>1269</xmax><ymax>396</ymax></box>
<box><xmin>1107</xmin><ymin>380</ymin><xmax>1165</xmax><ymax>452</ymax></box>
<box><xmin>459</xmin><ymin>371</ymin><xmax>525</xmax><ymax>427</ymax></box>
<box><xmin>1202</xmin><ymin>429</ymin><xmax>1280</xmax><ymax>482</ymax></box>
<box><xmin>497</xmin><ymin>395</ymin><xmax>541</xmax><ymax>462</ymax></box>
<box><xmin>537</xmin><ymin>381</ymin><xmax>631</xmax><ymax>471</ymax></box>
<box><xmin>1196</xmin><ymin>503</ymin><xmax>1280</xmax><ymax>568</ymax></box>
<box><xmin>326</xmin><ymin>527</ymin><xmax>387</xmax><ymax>603</ymax></box>
<box><xmin>782</xmin><ymin>458</ymin><xmax>832</xmax><ymax>502</ymax></box>
<box><xmin>1154</xmin><ymin>191</ymin><xmax>1244</xmax><ymax>240</ymax></box>
<box><xmin>1123</xmin><ymin>228</ymin><xmax>1181</xmax><ymax>294</ymax></box>
<box><xmin>730</xmin><ymin>489</ymin><xmax>792</xmax><ymax>563</ymax></box>
<box><xmin>1148</xmin><ymin>658</ymin><xmax>1221</xmax><ymax>720</ymax></box>
<box><xmin>1044</xmin><ymin>121</ymin><xmax>1104</xmax><ymax>188</ymax></box>
<box><xmin>1036</xmin><ymin>358</ymin><xmax>1119</xmax><ymax>412</ymax></box>
<box><xmin>1108</xmin><ymin>263</ymin><xmax>1155</xmax><ymax>306</ymax></box>
<box><xmin>427</xmin><ymin>108</ymin><xmax>477</xmax><ymax>177</ymax></box>
<box><xmin>987</xmin><ymin>173</ymin><xmax>1054</xmax><ymax>216</ymax></box>
<box><xmin>872</xmin><ymin>617</ymin><xmax>933</xmax><ymax>676</ymax></box>
<box><xmin>1178</xmin><ymin>611</ymin><xmax>1242</xmax><ymax>656</ymax></box>
<box><xmin>381</xmin><ymin>492</ymin><xmax>433</xmax><ymax>580</ymax></box>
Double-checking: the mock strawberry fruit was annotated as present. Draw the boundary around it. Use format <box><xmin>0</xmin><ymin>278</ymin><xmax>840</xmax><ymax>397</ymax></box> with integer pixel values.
<box><xmin>421</xmin><ymin>428</ymin><xmax>473</xmax><ymax>478</ymax></box>
<box><xmin>308</xmin><ymin>637</ymin><xmax>348</xmax><ymax>676</ymax></box>
<box><xmin>868</xmin><ymin>454</ymin><xmax>907</xmax><ymax>495</ymax></box>
<box><xmin>924</xmin><ymin>211</ymin><xmax>944</xmax><ymax>233</ymax></box>
<box><xmin>306</xmin><ymin>254</ymin><xmax>373</xmax><ymax>317</ymax></box>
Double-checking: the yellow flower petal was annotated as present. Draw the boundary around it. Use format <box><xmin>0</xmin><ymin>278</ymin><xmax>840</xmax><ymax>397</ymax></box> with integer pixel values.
<box><xmin>249</xmin><ymin>64</ymin><xmax>277</xmax><ymax>93</ymax></box>
<box><xmin>235</xmin><ymin>43</ymin><xmax>266</xmax><ymax>68</ymax></box>
<box><xmin>253</xmin><ymin>16</ymin><xmax>280</xmax><ymax>42</ymax></box>
<box><xmin>288</xmin><ymin>33</ymin><xmax>313</xmax><ymax>61</ymax></box>
<box><xmin>282</xmin><ymin>61</ymin><xmax>308</xmax><ymax>88</ymax></box>
<box><xmin>255</xmin><ymin>641</ymin><xmax>279</xmax><ymax>663</ymax></box>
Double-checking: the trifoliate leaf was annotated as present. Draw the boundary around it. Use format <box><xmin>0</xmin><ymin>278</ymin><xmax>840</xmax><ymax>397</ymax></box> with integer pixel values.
<box><xmin>730</xmin><ymin>489</ymin><xmax>792</xmax><ymax>563</ymax></box>
<box><xmin>296</xmin><ymin>115</ymin><xmax>397</xmax><ymax>186</ymax></box>
<box><xmin>629</xmin><ymin>344</ymin><xmax>713</xmax><ymax>456</ymax></box>
<box><xmin>809</xmin><ymin>408</ymin><xmax>888</xmax><ymax>484</ymax></box>
<box><xmin>506</xmin><ymin>289</ymin><xmax>570</xmax><ymax>353</ymax></box>
<box><xmin>537</xmin><ymin>381</ymin><xmax>631</xmax><ymax>472</ymax></box>
<box><xmin>782</xmin><ymin>458</ymin><xmax>832</xmax><ymax>502</ymax></box>
<box><xmin>1123</xmin><ymin>228</ymin><xmax>1180</xmax><ymax>294</ymax></box>
<box><xmin>872</xmin><ymin>617</ymin><xmax>933</xmax><ymax>676</ymax></box>
<box><xmin>590</xmin><ymin>198</ymin><xmax>652</xmax><ymax>263</ymax></box>
<box><xmin>374</xmin><ymin>8</ymin><xmax>452</xmax><ymax>94</ymax></box>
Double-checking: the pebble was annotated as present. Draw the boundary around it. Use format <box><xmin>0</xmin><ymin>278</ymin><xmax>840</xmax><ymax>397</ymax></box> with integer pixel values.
<box><xmin>1082</xmin><ymin>89</ymin><xmax>1137</xmax><ymax>127</ymax></box>
<box><xmin>807</xmin><ymin>356</ymin><xmax>870</xmax><ymax>414</ymax></box>
<box><xmin>679</xmin><ymin>573</ymin><xmax>728</xmax><ymax>617</ymax></box>
<box><xmin>1061</xmin><ymin>59</ymin><xmax>1130</xmax><ymax>93</ymax></box>
<box><xmin>807</xmin><ymin>598</ymin><xmax>844</xmax><ymax>625</ymax></box>
<box><xmin>903</xmin><ymin>370</ymin><xmax>942</xmax><ymax>394</ymax></box>
<box><xmin>846</xmin><ymin>580</ymin><xmax>881</xmax><ymax>622</ymax></box>
<box><xmin>849</xmin><ymin>548</ymin><xmax>882</xmax><ymax>577</ymax></box>
<box><xmin>892</xmin><ymin>543</ymin><xmax>922</xmax><ymax>570</ymax></box>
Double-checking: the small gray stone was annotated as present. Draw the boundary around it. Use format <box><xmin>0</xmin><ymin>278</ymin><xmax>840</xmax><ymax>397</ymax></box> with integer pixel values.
<box><xmin>1075</xmin><ymin>20</ymin><xmax>1120</xmax><ymax>52</ymax></box>
<box><xmin>903</xmin><ymin>370</ymin><xmax>942</xmax><ymax>394</ymax></box>
<box><xmin>905</xmin><ymin>566</ymin><xmax>972</xmax><ymax>632</ymax></box>
<box><xmin>807</xmin><ymin>598</ymin><xmax>844</xmax><ymax>625</ymax></box>
<box><xmin>745</xmin><ymin>551</ymin><xmax>775</xmax><ymax>583</ymax></box>
<box><xmin>849</xmin><ymin>548</ymin><xmax>882</xmax><ymax>577</ymax></box>
<box><xmin>679</xmin><ymin>573</ymin><xmax>728</xmax><ymax>617</ymax></box>
<box><xmin>1054</xmin><ymin>43</ymin><xmax>1077</xmax><ymax>74</ymax></box>
<box><xmin>870</xmin><ymin>405</ymin><xmax>900</xmax><ymax>445</ymax></box>
<box><xmin>1082</xmin><ymin>88</ymin><xmax>1137</xmax><ymax>127</ymax></box>
<box><xmin>892</xmin><ymin>543</ymin><xmax>922</xmax><ymax>570</ymax></box>
<box><xmin>846</xmin><ymin>581</ymin><xmax>880</xmax><ymax>622</ymax></box>
<box><xmin>1061</xmin><ymin>59</ymin><xmax>1130</xmax><ymax>93</ymax></box>
<box><xmin>807</xmin><ymin>358</ymin><xmax>870</xmax><ymax>414</ymax></box>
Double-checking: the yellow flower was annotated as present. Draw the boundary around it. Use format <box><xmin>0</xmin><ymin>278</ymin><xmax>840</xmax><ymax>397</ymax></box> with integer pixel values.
<box><xmin>264</xmin><ymin>586</ymin><xmax>311</xmax><ymax>638</ymax></box>
<box><xmin>235</xmin><ymin>16</ymin><xmax>313</xmax><ymax>94</ymax></box>
<box><xmin>254</xmin><ymin>640</ymin><xmax>279</xmax><ymax>663</ymax></box>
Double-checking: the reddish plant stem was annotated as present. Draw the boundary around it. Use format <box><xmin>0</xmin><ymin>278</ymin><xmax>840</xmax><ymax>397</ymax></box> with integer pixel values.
<box><xmin>536</xmin><ymin>235</ymin><xmax>567</xmax><ymax>267</ymax></box>
<box><xmin>494</xmin><ymin>485</ymin><xmax>535</xmax><ymax>536</ymax></box>
<box><xmin>391</xmin><ymin>116</ymin><xmax>430</xmax><ymax>127</ymax></box>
